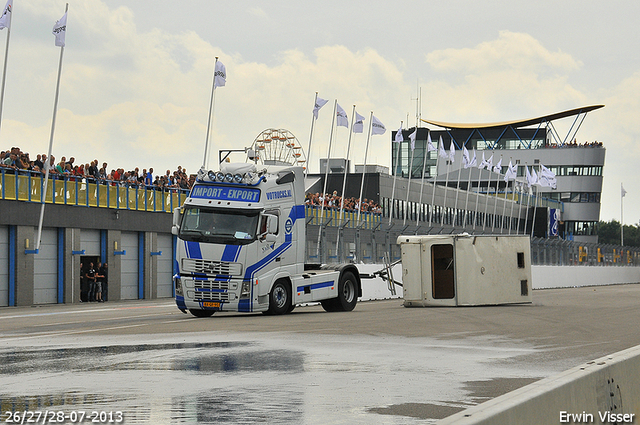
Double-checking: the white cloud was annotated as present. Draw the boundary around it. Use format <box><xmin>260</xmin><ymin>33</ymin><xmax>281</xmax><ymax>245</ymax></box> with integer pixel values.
<box><xmin>2</xmin><ymin>3</ymin><xmax>639</xmax><ymax>225</ymax></box>
<box><xmin>423</xmin><ymin>31</ymin><xmax>585</xmax><ymax>122</ymax></box>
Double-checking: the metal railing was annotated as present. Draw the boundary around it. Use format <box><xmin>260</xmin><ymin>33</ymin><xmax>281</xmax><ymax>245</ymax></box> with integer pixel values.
<box><xmin>304</xmin><ymin>205</ymin><xmax>381</xmax><ymax>229</ymax></box>
<box><xmin>531</xmin><ymin>237</ymin><xmax>640</xmax><ymax>266</ymax></box>
<box><xmin>0</xmin><ymin>168</ymin><xmax>189</xmax><ymax>212</ymax></box>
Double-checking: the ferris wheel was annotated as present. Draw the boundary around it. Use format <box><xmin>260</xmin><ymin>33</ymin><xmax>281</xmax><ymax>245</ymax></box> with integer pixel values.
<box><xmin>250</xmin><ymin>129</ymin><xmax>307</xmax><ymax>168</ymax></box>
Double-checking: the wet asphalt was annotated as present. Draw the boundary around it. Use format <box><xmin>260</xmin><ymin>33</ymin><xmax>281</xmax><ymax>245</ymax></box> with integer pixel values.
<box><xmin>1</xmin><ymin>284</ymin><xmax>639</xmax><ymax>424</ymax></box>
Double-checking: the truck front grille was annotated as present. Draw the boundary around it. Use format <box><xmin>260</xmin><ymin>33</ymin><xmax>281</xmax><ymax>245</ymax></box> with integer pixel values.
<box><xmin>182</xmin><ymin>258</ymin><xmax>242</xmax><ymax>276</ymax></box>
<box><xmin>194</xmin><ymin>281</ymin><xmax>238</xmax><ymax>291</ymax></box>
<box><xmin>194</xmin><ymin>291</ymin><xmax>235</xmax><ymax>302</ymax></box>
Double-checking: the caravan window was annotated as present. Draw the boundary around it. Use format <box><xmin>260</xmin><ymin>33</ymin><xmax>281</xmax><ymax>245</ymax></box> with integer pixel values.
<box><xmin>431</xmin><ymin>244</ymin><xmax>455</xmax><ymax>299</ymax></box>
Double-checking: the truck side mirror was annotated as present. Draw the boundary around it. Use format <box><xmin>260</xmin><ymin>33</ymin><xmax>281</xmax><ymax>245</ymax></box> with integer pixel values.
<box><xmin>266</xmin><ymin>215</ymin><xmax>278</xmax><ymax>234</ymax></box>
<box><xmin>172</xmin><ymin>207</ymin><xmax>181</xmax><ymax>235</ymax></box>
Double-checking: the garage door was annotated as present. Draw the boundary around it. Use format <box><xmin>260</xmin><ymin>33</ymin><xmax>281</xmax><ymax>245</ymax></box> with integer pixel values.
<box><xmin>120</xmin><ymin>232</ymin><xmax>139</xmax><ymax>300</ymax></box>
<box><xmin>34</xmin><ymin>228</ymin><xmax>58</xmax><ymax>305</ymax></box>
<box><xmin>0</xmin><ymin>226</ymin><xmax>8</xmax><ymax>306</ymax></box>
<box><xmin>156</xmin><ymin>233</ymin><xmax>174</xmax><ymax>298</ymax></box>
<box><xmin>80</xmin><ymin>229</ymin><xmax>101</xmax><ymax>256</ymax></box>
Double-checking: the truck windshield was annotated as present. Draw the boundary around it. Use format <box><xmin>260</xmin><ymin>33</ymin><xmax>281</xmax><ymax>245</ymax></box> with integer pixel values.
<box><xmin>179</xmin><ymin>206</ymin><xmax>260</xmax><ymax>245</ymax></box>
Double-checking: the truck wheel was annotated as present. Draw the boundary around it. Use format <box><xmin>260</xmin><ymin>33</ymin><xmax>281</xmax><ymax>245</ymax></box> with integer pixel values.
<box><xmin>190</xmin><ymin>309</ymin><xmax>215</xmax><ymax>317</ymax></box>
<box><xmin>335</xmin><ymin>271</ymin><xmax>358</xmax><ymax>311</ymax></box>
<box><xmin>320</xmin><ymin>298</ymin><xmax>338</xmax><ymax>312</ymax></box>
<box><xmin>267</xmin><ymin>280</ymin><xmax>291</xmax><ymax>315</ymax></box>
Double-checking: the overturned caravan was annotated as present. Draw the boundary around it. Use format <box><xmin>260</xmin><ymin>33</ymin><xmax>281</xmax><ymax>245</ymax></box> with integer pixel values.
<box><xmin>398</xmin><ymin>234</ymin><xmax>532</xmax><ymax>307</ymax></box>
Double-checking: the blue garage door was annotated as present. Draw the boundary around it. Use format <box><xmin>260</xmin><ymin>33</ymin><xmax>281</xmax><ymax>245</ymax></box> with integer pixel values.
<box><xmin>0</xmin><ymin>226</ymin><xmax>8</xmax><ymax>306</ymax></box>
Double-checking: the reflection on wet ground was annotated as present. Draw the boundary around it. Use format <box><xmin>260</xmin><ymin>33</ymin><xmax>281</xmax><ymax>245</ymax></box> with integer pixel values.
<box><xmin>0</xmin><ymin>333</ymin><xmax>549</xmax><ymax>424</ymax></box>
<box><xmin>0</xmin><ymin>342</ymin><xmax>303</xmax><ymax>374</ymax></box>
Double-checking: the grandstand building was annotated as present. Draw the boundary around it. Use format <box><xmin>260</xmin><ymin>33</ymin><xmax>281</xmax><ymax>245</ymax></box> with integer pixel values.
<box><xmin>391</xmin><ymin>105</ymin><xmax>605</xmax><ymax>243</ymax></box>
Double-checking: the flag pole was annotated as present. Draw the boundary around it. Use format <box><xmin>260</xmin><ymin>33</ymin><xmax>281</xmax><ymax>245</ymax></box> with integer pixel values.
<box><xmin>316</xmin><ymin>100</ymin><xmax>337</xmax><ymax>259</ymax></box>
<box><xmin>462</xmin><ymin>150</ymin><xmax>475</xmax><ymax>229</ymax></box>
<box><xmin>37</xmin><ymin>3</ymin><xmax>68</xmax><ymax>251</ymax></box>
<box><xmin>501</xmin><ymin>157</ymin><xmax>513</xmax><ymax>234</ymax></box>
<box><xmin>481</xmin><ymin>154</ymin><xmax>493</xmax><ymax>232</ymax></box>
<box><xmin>202</xmin><ymin>57</ymin><xmax>219</xmax><ymax>169</ymax></box>
<box><xmin>336</xmin><ymin>105</ymin><xmax>356</xmax><ymax>250</ymax></box>
<box><xmin>491</xmin><ymin>156</ymin><xmax>502</xmax><ymax>233</ymax></box>
<box><xmin>305</xmin><ymin>92</ymin><xmax>319</xmax><ymax>176</ymax></box>
<box><xmin>524</xmin><ymin>163</ymin><xmax>532</xmax><ymax>235</ymax></box>
<box><xmin>357</xmin><ymin>112</ymin><xmax>373</xmax><ymax>226</ymax></box>
<box><xmin>442</xmin><ymin>141</ymin><xmax>451</xmax><ymax>228</ymax></box>
<box><xmin>473</xmin><ymin>153</ymin><xmax>485</xmax><ymax>231</ymax></box>
<box><xmin>515</xmin><ymin>180</ymin><xmax>523</xmax><ymax>234</ymax></box>
<box><xmin>0</xmin><ymin>0</ymin><xmax>13</xmax><ymax>138</ymax></box>
<box><xmin>403</xmin><ymin>131</ymin><xmax>415</xmax><ymax>227</ymax></box>
<box><xmin>417</xmin><ymin>130</ymin><xmax>430</xmax><ymax>227</ymax></box>
<box><xmin>530</xmin><ymin>178</ymin><xmax>539</xmax><ymax>238</ymax></box>
<box><xmin>429</xmin><ymin>137</ymin><xmax>442</xmax><ymax>228</ymax></box>
<box><xmin>621</xmin><ymin>183</ymin><xmax>625</xmax><ymax>246</ymax></box>
<box><xmin>508</xmin><ymin>161</ymin><xmax>517</xmax><ymax>235</ymax></box>
<box><xmin>389</xmin><ymin>121</ymin><xmax>402</xmax><ymax>226</ymax></box>
<box><xmin>453</xmin><ymin>144</ymin><xmax>464</xmax><ymax>228</ymax></box>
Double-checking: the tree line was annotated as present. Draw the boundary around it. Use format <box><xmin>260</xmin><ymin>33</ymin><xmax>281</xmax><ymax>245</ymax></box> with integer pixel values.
<box><xmin>598</xmin><ymin>220</ymin><xmax>640</xmax><ymax>247</ymax></box>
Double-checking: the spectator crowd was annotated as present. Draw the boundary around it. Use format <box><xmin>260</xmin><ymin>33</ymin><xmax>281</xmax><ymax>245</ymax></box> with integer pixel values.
<box><xmin>306</xmin><ymin>190</ymin><xmax>382</xmax><ymax>214</ymax></box>
<box><xmin>0</xmin><ymin>146</ymin><xmax>194</xmax><ymax>190</ymax></box>
<box><xmin>559</xmin><ymin>139</ymin><xmax>604</xmax><ymax>148</ymax></box>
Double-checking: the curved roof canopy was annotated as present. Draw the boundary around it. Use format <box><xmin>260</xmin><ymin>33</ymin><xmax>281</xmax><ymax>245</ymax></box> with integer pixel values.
<box><xmin>421</xmin><ymin>105</ymin><xmax>604</xmax><ymax>130</ymax></box>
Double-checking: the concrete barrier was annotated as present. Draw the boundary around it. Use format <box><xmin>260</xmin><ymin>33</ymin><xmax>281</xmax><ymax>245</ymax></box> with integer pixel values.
<box><xmin>532</xmin><ymin>266</ymin><xmax>640</xmax><ymax>289</ymax></box>
<box><xmin>439</xmin><ymin>345</ymin><xmax>640</xmax><ymax>424</ymax></box>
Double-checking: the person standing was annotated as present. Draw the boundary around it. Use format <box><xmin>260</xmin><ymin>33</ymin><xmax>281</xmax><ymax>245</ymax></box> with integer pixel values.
<box><xmin>86</xmin><ymin>262</ymin><xmax>97</xmax><ymax>302</ymax></box>
<box><xmin>95</xmin><ymin>262</ymin><xmax>104</xmax><ymax>302</ymax></box>
<box><xmin>79</xmin><ymin>262</ymin><xmax>87</xmax><ymax>302</ymax></box>
<box><xmin>100</xmin><ymin>262</ymin><xmax>109</xmax><ymax>302</ymax></box>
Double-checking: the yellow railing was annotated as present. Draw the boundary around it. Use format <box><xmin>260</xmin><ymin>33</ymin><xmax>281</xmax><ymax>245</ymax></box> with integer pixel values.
<box><xmin>305</xmin><ymin>205</ymin><xmax>381</xmax><ymax>229</ymax></box>
<box><xmin>0</xmin><ymin>170</ymin><xmax>189</xmax><ymax>212</ymax></box>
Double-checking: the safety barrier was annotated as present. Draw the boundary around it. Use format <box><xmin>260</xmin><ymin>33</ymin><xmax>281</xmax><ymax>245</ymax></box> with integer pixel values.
<box><xmin>531</xmin><ymin>237</ymin><xmax>640</xmax><ymax>267</ymax></box>
<box><xmin>304</xmin><ymin>205</ymin><xmax>381</xmax><ymax>229</ymax></box>
<box><xmin>439</xmin><ymin>344</ymin><xmax>640</xmax><ymax>424</ymax></box>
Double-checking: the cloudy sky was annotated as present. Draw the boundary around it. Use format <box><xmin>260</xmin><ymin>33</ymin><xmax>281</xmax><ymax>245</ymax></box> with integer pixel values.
<box><xmin>1</xmin><ymin>0</ymin><xmax>639</xmax><ymax>223</ymax></box>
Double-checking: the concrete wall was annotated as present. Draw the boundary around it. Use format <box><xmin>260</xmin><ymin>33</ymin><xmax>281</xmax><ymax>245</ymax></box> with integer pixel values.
<box><xmin>439</xmin><ymin>345</ymin><xmax>640</xmax><ymax>424</ymax></box>
<box><xmin>532</xmin><ymin>265</ymin><xmax>640</xmax><ymax>289</ymax></box>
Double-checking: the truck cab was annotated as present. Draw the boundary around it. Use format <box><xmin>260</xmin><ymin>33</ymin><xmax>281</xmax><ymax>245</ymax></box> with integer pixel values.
<box><xmin>172</xmin><ymin>162</ymin><xmax>361</xmax><ymax>317</ymax></box>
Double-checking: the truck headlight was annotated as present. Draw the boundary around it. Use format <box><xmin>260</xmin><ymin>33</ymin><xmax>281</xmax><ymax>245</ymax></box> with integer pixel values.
<box><xmin>174</xmin><ymin>276</ymin><xmax>183</xmax><ymax>296</ymax></box>
<box><xmin>240</xmin><ymin>280</ymin><xmax>251</xmax><ymax>298</ymax></box>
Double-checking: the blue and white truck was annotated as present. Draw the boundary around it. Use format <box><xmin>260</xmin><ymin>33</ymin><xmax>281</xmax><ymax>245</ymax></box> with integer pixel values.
<box><xmin>172</xmin><ymin>162</ymin><xmax>362</xmax><ymax>317</ymax></box>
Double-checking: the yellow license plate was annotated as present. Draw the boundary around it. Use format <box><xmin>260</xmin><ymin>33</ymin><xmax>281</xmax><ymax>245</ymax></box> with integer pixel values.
<box><xmin>202</xmin><ymin>302</ymin><xmax>220</xmax><ymax>308</ymax></box>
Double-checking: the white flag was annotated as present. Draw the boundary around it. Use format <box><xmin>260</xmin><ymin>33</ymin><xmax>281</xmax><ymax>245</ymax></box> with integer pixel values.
<box><xmin>486</xmin><ymin>154</ymin><xmax>494</xmax><ymax>170</ymax></box>
<box><xmin>408</xmin><ymin>128</ymin><xmax>417</xmax><ymax>151</ymax></box>
<box><xmin>394</xmin><ymin>124</ymin><xmax>403</xmax><ymax>143</ymax></box>
<box><xmin>493</xmin><ymin>157</ymin><xmax>502</xmax><ymax>174</ymax></box>
<box><xmin>448</xmin><ymin>141</ymin><xmax>455</xmax><ymax>163</ymax></box>
<box><xmin>466</xmin><ymin>149</ymin><xmax>477</xmax><ymax>169</ymax></box>
<box><xmin>353</xmin><ymin>111</ymin><xmax>365</xmax><ymax>133</ymax></box>
<box><xmin>0</xmin><ymin>0</ymin><xmax>11</xmax><ymax>30</ymax></box>
<box><xmin>504</xmin><ymin>160</ymin><xmax>517</xmax><ymax>181</ymax></box>
<box><xmin>426</xmin><ymin>132</ymin><xmax>437</xmax><ymax>152</ymax></box>
<box><xmin>462</xmin><ymin>146</ymin><xmax>470</xmax><ymax>168</ymax></box>
<box><xmin>313</xmin><ymin>96</ymin><xmax>328</xmax><ymax>119</ymax></box>
<box><xmin>53</xmin><ymin>11</ymin><xmax>67</xmax><ymax>47</ymax></box>
<box><xmin>526</xmin><ymin>166</ymin><xmax>538</xmax><ymax>187</ymax></box>
<box><xmin>538</xmin><ymin>164</ymin><xmax>557</xmax><ymax>189</ymax></box>
<box><xmin>371</xmin><ymin>115</ymin><xmax>386</xmax><ymax>135</ymax></box>
<box><xmin>621</xmin><ymin>183</ymin><xmax>627</xmax><ymax>198</ymax></box>
<box><xmin>214</xmin><ymin>60</ymin><xmax>226</xmax><ymax>88</ymax></box>
<box><xmin>438</xmin><ymin>136</ymin><xmax>448</xmax><ymax>160</ymax></box>
<box><xmin>479</xmin><ymin>152</ymin><xmax>489</xmax><ymax>169</ymax></box>
<box><xmin>336</xmin><ymin>103</ymin><xmax>348</xmax><ymax>128</ymax></box>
